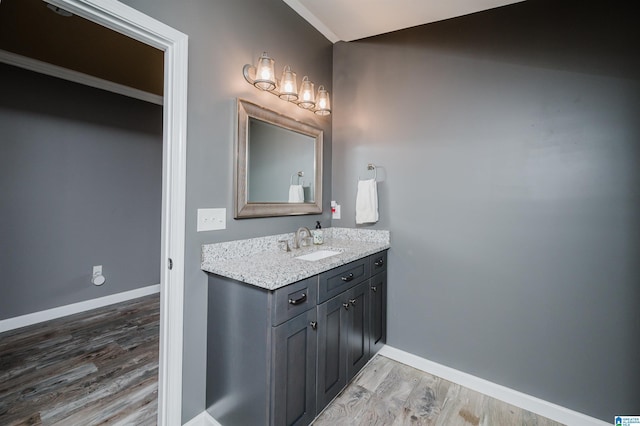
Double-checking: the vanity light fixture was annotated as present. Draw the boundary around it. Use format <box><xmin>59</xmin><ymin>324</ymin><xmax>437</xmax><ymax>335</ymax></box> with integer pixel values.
<box><xmin>243</xmin><ymin>52</ymin><xmax>331</xmax><ymax>116</ymax></box>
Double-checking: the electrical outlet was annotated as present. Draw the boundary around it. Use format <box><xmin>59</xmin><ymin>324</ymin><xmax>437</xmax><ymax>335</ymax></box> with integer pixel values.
<box><xmin>197</xmin><ymin>208</ymin><xmax>226</xmax><ymax>231</ymax></box>
<box><xmin>92</xmin><ymin>265</ymin><xmax>106</xmax><ymax>286</ymax></box>
<box><xmin>331</xmin><ymin>201</ymin><xmax>341</xmax><ymax>220</ymax></box>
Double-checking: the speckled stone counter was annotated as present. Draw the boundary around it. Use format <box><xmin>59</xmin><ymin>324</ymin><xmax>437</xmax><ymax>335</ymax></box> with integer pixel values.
<box><xmin>201</xmin><ymin>227</ymin><xmax>390</xmax><ymax>290</ymax></box>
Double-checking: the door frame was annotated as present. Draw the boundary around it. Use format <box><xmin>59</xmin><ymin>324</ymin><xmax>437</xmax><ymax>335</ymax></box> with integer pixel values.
<box><xmin>44</xmin><ymin>1</ymin><xmax>189</xmax><ymax>424</ymax></box>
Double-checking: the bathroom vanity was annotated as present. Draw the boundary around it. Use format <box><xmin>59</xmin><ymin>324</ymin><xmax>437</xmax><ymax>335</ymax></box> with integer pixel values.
<box><xmin>201</xmin><ymin>228</ymin><xmax>389</xmax><ymax>426</ymax></box>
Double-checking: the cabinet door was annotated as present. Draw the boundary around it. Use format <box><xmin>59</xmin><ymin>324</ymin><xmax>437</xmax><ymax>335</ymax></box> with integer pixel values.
<box><xmin>369</xmin><ymin>272</ymin><xmax>387</xmax><ymax>356</ymax></box>
<box><xmin>346</xmin><ymin>281</ymin><xmax>369</xmax><ymax>381</ymax></box>
<box><xmin>272</xmin><ymin>309</ymin><xmax>317</xmax><ymax>426</ymax></box>
<box><xmin>316</xmin><ymin>294</ymin><xmax>348</xmax><ymax>411</ymax></box>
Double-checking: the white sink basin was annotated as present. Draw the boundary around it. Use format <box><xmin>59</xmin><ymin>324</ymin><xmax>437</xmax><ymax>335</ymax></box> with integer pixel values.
<box><xmin>295</xmin><ymin>250</ymin><xmax>342</xmax><ymax>261</ymax></box>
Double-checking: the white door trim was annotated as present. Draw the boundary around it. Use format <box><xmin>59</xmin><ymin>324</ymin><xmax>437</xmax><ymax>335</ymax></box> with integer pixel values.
<box><xmin>43</xmin><ymin>1</ymin><xmax>188</xmax><ymax>425</ymax></box>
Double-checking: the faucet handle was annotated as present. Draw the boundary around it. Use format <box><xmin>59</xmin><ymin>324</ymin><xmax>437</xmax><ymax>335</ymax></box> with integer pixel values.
<box><xmin>278</xmin><ymin>239</ymin><xmax>291</xmax><ymax>252</ymax></box>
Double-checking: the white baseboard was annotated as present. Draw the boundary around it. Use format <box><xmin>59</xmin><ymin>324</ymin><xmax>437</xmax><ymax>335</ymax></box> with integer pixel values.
<box><xmin>0</xmin><ymin>284</ymin><xmax>160</xmax><ymax>333</ymax></box>
<box><xmin>378</xmin><ymin>345</ymin><xmax>608</xmax><ymax>426</ymax></box>
<box><xmin>183</xmin><ymin>411</ymin><xmax>221</xmax><ymax>426</ymax></box>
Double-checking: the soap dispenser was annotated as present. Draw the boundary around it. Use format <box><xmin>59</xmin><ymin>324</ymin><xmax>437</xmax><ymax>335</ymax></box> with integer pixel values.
<box><xmin>313</xmin><ymin>221</ymin><xmax>324</xmax><ymax>245</ymax></box>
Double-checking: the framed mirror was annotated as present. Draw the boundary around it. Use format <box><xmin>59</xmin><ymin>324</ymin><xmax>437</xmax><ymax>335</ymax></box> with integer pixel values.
<box><xmin>235</xmin><ymin>99</ymin><xmax>323</xmax><ymax>218</ymax></box>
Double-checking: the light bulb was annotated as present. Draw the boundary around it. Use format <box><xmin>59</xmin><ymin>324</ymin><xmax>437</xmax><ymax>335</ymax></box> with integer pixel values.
<box><xmin>260</xmin><ymin>68</ymin><xmax>272</xmax><ymax>80</ymax></box>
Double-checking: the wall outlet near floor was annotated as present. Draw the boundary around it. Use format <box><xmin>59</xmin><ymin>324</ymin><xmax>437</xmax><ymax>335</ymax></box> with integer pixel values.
<box><xmin>92</xmin><ymin>265</ymin><xmax>106</xmax><ymax>286</ymax></box>
<box><xmin>197</xmin><ymin>208</ymin><xmax>226</xmax><ymax>231</ymax></box>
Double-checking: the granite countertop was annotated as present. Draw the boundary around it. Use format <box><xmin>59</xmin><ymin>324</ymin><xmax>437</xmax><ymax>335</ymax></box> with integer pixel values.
<box><xmin>201</xmin><ymin>227</ymin><xmax>390</xmax><ymax>290</ymax></box>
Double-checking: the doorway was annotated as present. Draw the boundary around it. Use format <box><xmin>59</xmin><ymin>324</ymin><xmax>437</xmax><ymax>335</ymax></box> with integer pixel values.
<box><xmin>0</xmin><ymin>0</ymin><xmax>188</xmax><ymax>424</ymax></box>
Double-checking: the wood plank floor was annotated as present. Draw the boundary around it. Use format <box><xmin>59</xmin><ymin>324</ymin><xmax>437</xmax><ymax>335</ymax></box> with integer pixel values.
<box><xmin>0</xmin><ymin>294</ymin><xmax>159</xmax><ymax>426</ymax></box>
<box><xmin>2</xmin><ymin>295</ymin><xmax>565</xmax><ymax>426</ymax></box>
<box><xmin>313</xmin><ymin>355</ymin><xmax>565</xmax><ymax>426</ymax></box>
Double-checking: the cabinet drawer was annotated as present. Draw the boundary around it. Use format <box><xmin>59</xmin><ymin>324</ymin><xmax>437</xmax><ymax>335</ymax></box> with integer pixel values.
<box><xmin>370</xmin><ymin>251</ymin><xmax>387</xmax><ymax>275</ymax></box>
<box><xmin>318</xmin><ymin>258</ymin><xmax>370</xmax><ymax>303</ymax></box>
<box><xmin>271</xmin><ymin>276</ymin><xmax>318</xmax><ymax>326</ymax></box>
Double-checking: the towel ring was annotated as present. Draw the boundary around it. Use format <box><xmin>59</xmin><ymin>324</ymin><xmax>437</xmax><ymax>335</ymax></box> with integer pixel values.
<box><xmin>358</xmin><ymin>164</ymin><xmax>377</xmax><ymax>181</ymax></box>
<box><xmin>290</xmin><ymin>171</ymin><xmax>304</xmax><ymax>185</ymax></box>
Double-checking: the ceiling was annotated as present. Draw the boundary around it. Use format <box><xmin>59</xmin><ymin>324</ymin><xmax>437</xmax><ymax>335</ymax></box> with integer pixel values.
<box><xmin>282</xmin><ymin>0</ymin><xmax>526</xmax><ymax>43</ymax></box>
<box><xmin>0</xmin><ymin>0</ymin><xmax>163</xmax><ymax>96</ymax></box>
<box><xmin>0</xmin><ymin>0</ymin><xmax>525</xmax><ymax>98</ymax></box>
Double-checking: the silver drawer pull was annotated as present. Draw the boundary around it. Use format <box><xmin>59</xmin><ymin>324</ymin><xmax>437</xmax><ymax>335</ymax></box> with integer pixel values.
<box><xmin>349</xmin><ymin>299</ymin><xmax>356</xmax><ymax>306</ymax></box>
<box><xmin>342</xmin><ymin>302</ymin><xmax>350</xmax><ymax>310</ymax></box>
<box><xmin>288</xmin><ymin>293</ymin><xmax>307</xmax><ymax>305</ymax></box>
<box><xmin>371</xmin><ymin>286</ymin><xmax>377</xmax><ymax>292</ymax></box>
<box><xmin>374</xmin><ymin>259</ymin><xmax>384</xmax><ymax>267</ymax></box>
<box><xmin>310</xmin><ymin>321</ymin><xmax>317</xmax><ymax>330</ymax></box>
<box><xmin>341</xmin><ymin>273</ymin><xmax>354</xmax><ymax>282</ymax></box>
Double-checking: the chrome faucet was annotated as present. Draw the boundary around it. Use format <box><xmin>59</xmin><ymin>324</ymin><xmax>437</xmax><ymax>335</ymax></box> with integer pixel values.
<box><xmin>293</xmin><ymin>227</ymin><xmax>312</xmax><ymax>249</ymax></box>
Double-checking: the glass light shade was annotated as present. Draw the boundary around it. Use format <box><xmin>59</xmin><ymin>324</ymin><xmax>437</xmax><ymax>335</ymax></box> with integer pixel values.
<box><xmin>298</xmin><ymin>75</ymin><xmax>316</xmax><ymax>109</ymax></box>
<box><xmin>315</xmin><ymin>86</ymin><xmax>331</xmax><ymax>115</ymax></box>
<box><xmin>279</xmin><ymin>66</ymin><xmax>298</xmax><ymax>101</ymax></box>
<box><xmin>298</xmin><ymin>76</ymin><xmax>315</xmax><ymax>109</ymax></box>
<box><xmin>254</xmin><ymin>52</ymin><xmax>276</xmax><ymax>91</ymax></box>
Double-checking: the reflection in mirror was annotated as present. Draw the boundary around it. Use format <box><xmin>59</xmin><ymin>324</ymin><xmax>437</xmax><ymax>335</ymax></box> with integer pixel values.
<box><xmin>235</xmin><ymin>99</ymin><xmax>323</xmax><ymax>218</ymax></box>
<box><xmin>247</xmin><ymin>118</ymin><xmax>315</xmax><ymax>203</ymax></box>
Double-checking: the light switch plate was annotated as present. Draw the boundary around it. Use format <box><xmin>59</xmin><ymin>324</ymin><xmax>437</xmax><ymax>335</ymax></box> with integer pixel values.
<box><xmin>197</xmin><ymin>208</ymin><xmax>226</xmax><ymax>231</ymax></box>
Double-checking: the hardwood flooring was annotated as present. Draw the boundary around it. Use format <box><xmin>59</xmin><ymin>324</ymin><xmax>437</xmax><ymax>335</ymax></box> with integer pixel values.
<box><xmin>1</xmin><ymin>294</ymin><xmax>565</xmax><ymax>426</ymax></box>
<box><xmin>313</xmin><ymin>355</ymin><xmax>565</xmax><ymax>426</ymax></box>
<box><xmin>0</xmin><ymin>294</ymin><xmax>159</xmax><ymax>426</ymax></box>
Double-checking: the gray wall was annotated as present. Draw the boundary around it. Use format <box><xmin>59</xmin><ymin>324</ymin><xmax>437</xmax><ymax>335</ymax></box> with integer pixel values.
<box><xmin>332</xmin><ymin>0</ymin><xmax>639</xmax><ymax>421</ymax></box>
<box><xmin>0</xmin><ymin>63</ymin><xmax>162</xmax><ymax>320</ymax></box>
<box><xmin>118</xmin><ymin>0</ymin><xmax>333</xmax><ymax>422</ymax></box>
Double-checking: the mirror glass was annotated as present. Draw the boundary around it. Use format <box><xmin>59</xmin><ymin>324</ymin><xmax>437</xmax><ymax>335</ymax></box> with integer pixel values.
<box><xmin>247</xmin><ymin>118</ymin><xmax>315</xmax><ymax>202</ymax></box>
<box><xmin>235</xmin><ymin>99</ymin><xmax>323</xmax><ymax>218</ymax></box>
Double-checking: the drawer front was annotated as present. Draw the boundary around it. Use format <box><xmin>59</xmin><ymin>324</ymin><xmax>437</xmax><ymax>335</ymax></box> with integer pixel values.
<box><xmin>370</xmin><ymin>250</ymin><xmax>387</xmax><ymax>275</ymax></box>
<box><xmin>272</xmin><ymin>276</ymin><xmax>318</xmax><ymax>326</ymax></box>
<box><xmin>318</xmin><ymin>258</ymin><xmax>370</xmax><ymax>303</ymax></box>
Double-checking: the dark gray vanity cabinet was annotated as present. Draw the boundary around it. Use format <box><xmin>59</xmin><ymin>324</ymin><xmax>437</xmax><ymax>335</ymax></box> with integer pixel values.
<box><xmin>206</xmin><ymin>250</ymin><xmax>388</xmax><ymax>426</ymax></box>
<box><xmin>369</xmin><ymin>251</ymin><xmax>387</xmax><ymax>356</ymax></box>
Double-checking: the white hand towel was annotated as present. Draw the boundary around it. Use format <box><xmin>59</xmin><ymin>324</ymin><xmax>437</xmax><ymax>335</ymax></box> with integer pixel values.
<box><xmin>355</xmin><ymin>179</ymin><xmax>378</xmax><ymax>224</ymax></box>
<box><xmin>288</xmin><ymin>184</ymin><xmax>304</xmax><ymax>203</ymax></box>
